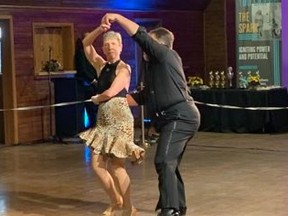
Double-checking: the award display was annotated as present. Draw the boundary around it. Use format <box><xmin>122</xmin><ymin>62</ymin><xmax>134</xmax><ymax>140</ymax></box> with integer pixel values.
<box><xmin>227</xmin><ymin>66</ymin><xmax>234</xmax><ymax>88</ymax></box>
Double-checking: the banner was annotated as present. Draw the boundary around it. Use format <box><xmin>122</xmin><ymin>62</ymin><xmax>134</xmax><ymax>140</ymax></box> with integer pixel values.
<box><xmin>236</xmin><ymin>0</ymin><xmax>282</xmax><ymax>86</ymax></box>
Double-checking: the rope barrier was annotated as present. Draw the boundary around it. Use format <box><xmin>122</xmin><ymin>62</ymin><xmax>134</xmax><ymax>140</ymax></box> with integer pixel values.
<box><xmin>194</xmin><ymin>101</ymin><xmax>288</xmax><ymax>111</ymax></box>
<box><xmin>0</xmin><ymin>99</ymin><xmax>287</xmax><ymax>112</ymax></box>
<box><xmin>0</xmin><ymin>99</ymin><xmax>92</xmax><ymax>112</ymax></box>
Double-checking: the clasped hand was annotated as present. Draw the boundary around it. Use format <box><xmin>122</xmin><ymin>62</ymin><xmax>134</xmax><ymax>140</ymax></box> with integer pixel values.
<box><xmin>91</xmin><ymin>95</ymin><xmax>100</xmax><ymax>105</ymax></box>
<box><xmin>101</xmin><ymin>13</ymin><xmax>118</xmax><ymax>30</ymax></box>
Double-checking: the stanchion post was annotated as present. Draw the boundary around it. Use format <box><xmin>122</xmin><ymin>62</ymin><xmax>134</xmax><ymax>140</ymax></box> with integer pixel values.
<box><xmin>139</xmin><ymin>82</ymin><xmax>148</xmax><ymax>148</ymax></box>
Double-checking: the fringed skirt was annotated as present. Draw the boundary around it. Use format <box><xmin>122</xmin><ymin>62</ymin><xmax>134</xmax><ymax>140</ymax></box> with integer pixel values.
<box><xmin>79</xmin><ymin>97</ymin><xmax>145</xmax><ymax>163</ymax></box>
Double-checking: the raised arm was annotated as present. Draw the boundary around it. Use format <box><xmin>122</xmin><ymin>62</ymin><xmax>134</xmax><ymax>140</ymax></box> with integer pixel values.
<box><xmin>102</xmin><ymin>13</ymin><xmax>170</xmax><ymax>62</ymax></box>
<box><xmin>82</xmin><ymin>25</ymin><xmax>108</xmax><ymax>75</ymax></box>
<box><xmin>101</xmin><ymin>13</ymin><xmax>139</xmax><ymax>36</ymax></box>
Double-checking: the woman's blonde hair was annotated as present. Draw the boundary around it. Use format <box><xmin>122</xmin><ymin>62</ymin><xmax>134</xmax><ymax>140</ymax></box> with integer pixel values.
<box><xmin>103</xmin><ymin>31</ymin><xmax>122</xmax><ymax>44</ymax></box>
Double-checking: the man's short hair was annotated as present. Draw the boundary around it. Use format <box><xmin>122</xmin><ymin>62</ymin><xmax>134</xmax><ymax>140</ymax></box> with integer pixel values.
<box><xmin>149</xmin><ymin>27</ymin><xmax>174</xmax><ymax>49</ymax></box>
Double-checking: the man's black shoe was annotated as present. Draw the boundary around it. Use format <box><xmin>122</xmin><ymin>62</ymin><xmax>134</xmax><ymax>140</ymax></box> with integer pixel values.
<box><xmin>157</xmin><ymin>209</ymin><xmax>181</xmax><ymax>216</ymax></box>
<box><xmin>179</xmin><ymin>207</ymin><xmax>187</xmax><ymax>215</ymax></box>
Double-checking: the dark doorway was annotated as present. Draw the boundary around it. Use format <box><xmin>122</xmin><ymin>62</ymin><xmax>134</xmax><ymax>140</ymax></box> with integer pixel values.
<box><xmin>133</xmin><ymin>19</ymin><xmax>161</xmax><ymax>144</ymax></box>
<box><xmin>132</xmin><ymin>19</ymin><xmax>161</xmax><ymax>123</ymax></box>
<box><xmin>134</xmin><ymin>19</ymin><xmax>162</xmax><ymax>87</ymax></box>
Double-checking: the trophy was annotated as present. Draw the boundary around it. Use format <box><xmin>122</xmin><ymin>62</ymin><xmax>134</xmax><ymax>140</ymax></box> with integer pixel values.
<box><xmin>220</xmin><ymin>71</ymin><xmax>225</xmax><ymax>88</ymax></box>
<box><xmin>215</xmin><ymin>71</ymin><xmax>220</xmax><ymax>88</ymax></box>
<box><xmin>227</xmin><ymin>66</ymin><xmax>234</xmax><ymax>88</ymax></box>
<box><xmin>209</xmin><ymin>71</ymin><xmax>214</xmax><ymax>88</ymax></box>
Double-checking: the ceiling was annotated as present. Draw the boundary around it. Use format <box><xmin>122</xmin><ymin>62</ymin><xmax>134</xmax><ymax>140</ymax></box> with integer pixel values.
<box><xmin>0</xmin><ymin>0</ymin><xmax>212</xmax><ymax>11</ymax></box>
<box><xmin>102</xmin><ymin>0</ymin><xmax>212</xmax><ymax>11</ymax></box>
<box><xmin>66</xmin><ymin>0</ymin><xmax>212</xmax><ymax>11</ymax></box>
<box><xmin>151</xmin><ymin>0</ymin><xmax>212</xmax><ymax>11</ymax></box>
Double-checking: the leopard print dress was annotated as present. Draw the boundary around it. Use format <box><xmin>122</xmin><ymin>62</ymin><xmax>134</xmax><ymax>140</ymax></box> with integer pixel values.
<box><xmin>79</xmin><ymin>60</ymin><xmax>145</xmax><ymax>163</ymax></box>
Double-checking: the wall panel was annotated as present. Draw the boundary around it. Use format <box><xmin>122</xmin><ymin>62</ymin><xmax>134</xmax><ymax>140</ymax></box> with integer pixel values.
<box><xmin>204</xmin><ymin>0</ymin><xmax>227</xmax><ymax>82</ymax></box>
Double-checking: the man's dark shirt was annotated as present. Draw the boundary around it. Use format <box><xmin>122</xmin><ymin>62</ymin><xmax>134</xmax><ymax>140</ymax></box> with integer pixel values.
<box><xmin>131</xmin><ymin>26</ymin><xmax>194</xmax><ymax>118</ymax></box>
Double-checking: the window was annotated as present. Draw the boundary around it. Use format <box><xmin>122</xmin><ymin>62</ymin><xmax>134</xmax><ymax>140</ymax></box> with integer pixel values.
<box><xmin>33</xmin><ymin>23</ymin><xmax>75</xmax><ymax>75</ymax></box>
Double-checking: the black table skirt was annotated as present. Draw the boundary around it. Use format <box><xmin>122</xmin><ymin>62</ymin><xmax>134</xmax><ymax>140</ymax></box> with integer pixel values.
<box><xmin>190</xmin><ymin>88</ymin><xmax>288</xmax><ymax>133</ymax></box>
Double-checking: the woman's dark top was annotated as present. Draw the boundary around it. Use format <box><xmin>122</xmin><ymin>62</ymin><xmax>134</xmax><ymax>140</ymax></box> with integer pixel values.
<box><xmin>97</xmin><ymin>60</ymin><xmax>127</xmax><ymax>98</ymax></box>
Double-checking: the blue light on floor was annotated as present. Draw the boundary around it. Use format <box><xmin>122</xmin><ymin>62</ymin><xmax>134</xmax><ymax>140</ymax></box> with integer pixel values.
<box><xmin>84</xmin><ymin>108</ymin><xmax>90</xmax><ymax>128</ymax></box>
<box><xmin>84</xmin><ymin>146</ymin><xmax>91</xmax><ymax>165</ymax></box>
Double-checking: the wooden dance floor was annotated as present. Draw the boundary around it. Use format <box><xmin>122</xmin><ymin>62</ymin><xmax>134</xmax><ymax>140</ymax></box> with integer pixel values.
<box><xmin>1</xmin><ymin>131</ymin><xmax>288</xmax><ymax>216</ymax></box>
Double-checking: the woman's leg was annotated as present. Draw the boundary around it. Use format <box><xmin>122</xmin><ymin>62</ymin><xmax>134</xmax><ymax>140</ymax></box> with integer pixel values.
<box><xmin>110</xmin><ymin>157</ymin><xmax>137</xmax><ymax>215</ymax></box>
<box><xmin>91</xmin><ymin>154</ymin><xmax>123</xmax><ymax>208</ymax></box>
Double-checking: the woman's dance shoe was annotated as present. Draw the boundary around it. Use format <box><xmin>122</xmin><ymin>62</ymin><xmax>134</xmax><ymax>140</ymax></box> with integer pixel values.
<box><xmin>102</xmin><ymin>197</ymin><xmax>123</xmax><ymax>215</ymax></box>
<box><xmin>102</xmin><ymin>206</ymin><xmax>113</xmax><ymax>215</ymax></box>
<box><xmin>122</xmin><ymin>206</ymin><xmax>137</xmax><ymax>216</ymax></box>
<box><xmin>131</xmin><ymin>150</ymin><xmax>145</xmax><ymax>165</ymax></box>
